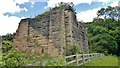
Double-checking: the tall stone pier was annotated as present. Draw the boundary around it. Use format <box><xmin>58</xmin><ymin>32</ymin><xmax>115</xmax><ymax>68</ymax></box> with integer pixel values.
<box><xmin>13</xmin><ymin>4</ymin><xmax>88</xmax><ymax>57</ymax></box>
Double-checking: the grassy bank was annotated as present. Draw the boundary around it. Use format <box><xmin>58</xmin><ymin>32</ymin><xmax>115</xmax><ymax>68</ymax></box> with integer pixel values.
<box><xmin>84</xmin><ymin>55</ymin><xmax>118</xmax><ymax>66</ymax></box>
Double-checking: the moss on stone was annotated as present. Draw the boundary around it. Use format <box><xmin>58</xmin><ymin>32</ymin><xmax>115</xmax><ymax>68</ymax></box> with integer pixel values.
<box><xmin>35</xmin><ymin>5</ymin><xmax>64</xmax><ymax>18</ymax></box>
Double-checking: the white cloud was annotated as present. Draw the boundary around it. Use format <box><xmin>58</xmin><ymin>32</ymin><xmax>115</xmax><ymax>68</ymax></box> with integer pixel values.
<box><xmin>93</xmin><ymin>0</ymin><xmax>111</xmax><ymax>3</ymax></box>
<box><xmin>46</xmin><ymin>0</ymin><xmax>92</xmax><ymax>8</ymax></box>
<box><xmin>31</xmin><ymin>2</ymin><xmax>35</xmax><ymax>8</ymax></box>
<box><xmin>46</xmin><ymin>0</ymin><xmax>113</xmax><ymax>8</ymax></box>
<box><xmin>0</xmin><ymin>0</ymin><xmax>27</xmax><ymax>35</ymax></box>
<box><xmin>0</xmin><ymin>0</ymin><xmax>28</xmax><ymax>14</ymax></box>
<box><xmin>77</xmin><ymin>8</ymin><xmax>100</xmax><ymax>22</ymax></box>
<box><xmin>22</xmin><ymin>7</ymin><xmax>28</xmax><ymax>12</ymax></box>
<box><xmin>0</xmin><ymin>14</ymin><xmax>23</xmax><ymax>35</ymax></box>
<box><xmin>76</xmin><ymin>0</ymin><xmax>119</xmax><ymax>22</ymax></box>
<box><xmin>14</xmin><ymin>0</ymin><xmax>29</xmax><ymax>4</ymax></box>
<box><xmin>14</xmin><ymin>0</ymin><xmax>36</xmax><ymax>8</ymax></box>
<box><xmin>0</xmin><ymin>0</ymin><xmax>20</xmax><ymax>14</ymax></box>
<box><xmin>110</xmin><ymin>1</ymin><xmax>119</xmax><ymax>7</ymax></box>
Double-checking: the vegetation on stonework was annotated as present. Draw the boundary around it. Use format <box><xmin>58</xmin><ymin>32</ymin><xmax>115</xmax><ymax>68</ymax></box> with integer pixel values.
<box><xmin>65</xmin><ymin>44</ymin><xmax>81</xmax><ymax>56</ymax></box>
<box><xmin>35</xmin><ymin>3</ymin><xmax>65</xmax><ymax>18</ymax></box>
<box><xmin>35</xmin><ymin>2</ymin><xmax>75</xmax><ymax>19</ymax></box>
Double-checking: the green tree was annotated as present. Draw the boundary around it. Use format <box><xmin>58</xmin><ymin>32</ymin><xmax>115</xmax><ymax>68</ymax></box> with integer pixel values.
<box><xmin>86</xmin><ymin>18</ymin><xmax>120</xmax><ymax>55</ymax></box>
<box><xmin>97</xmin><ymin>6</ymin><xmax>120</xmax><ymax>20</ymax></box>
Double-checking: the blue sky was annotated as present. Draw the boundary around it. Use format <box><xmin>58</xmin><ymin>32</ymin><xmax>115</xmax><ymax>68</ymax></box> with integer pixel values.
<box><xmin>0</xmin><ymin>0</ymin><xmax>119</xmax><ymax>35</ymax></box>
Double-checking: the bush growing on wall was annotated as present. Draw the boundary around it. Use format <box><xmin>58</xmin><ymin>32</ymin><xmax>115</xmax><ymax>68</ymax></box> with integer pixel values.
<box><xmin>65</xmin><ymin>44</ymin><xmax>81</xmax><ymax>56</ymax></box>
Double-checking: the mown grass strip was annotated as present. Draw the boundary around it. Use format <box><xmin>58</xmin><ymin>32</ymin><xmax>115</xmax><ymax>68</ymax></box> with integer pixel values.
<box><xmin>84</xmin><ymin>55</ymin><xmax>118</xmax><ymax>66</ymax></box>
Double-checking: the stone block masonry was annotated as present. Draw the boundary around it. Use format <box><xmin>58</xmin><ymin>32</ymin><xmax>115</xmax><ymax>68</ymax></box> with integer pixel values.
<box><xmin>13</xmin><ymin>4</ymin><xmax>89</xmax><ymax>57</ymax></box>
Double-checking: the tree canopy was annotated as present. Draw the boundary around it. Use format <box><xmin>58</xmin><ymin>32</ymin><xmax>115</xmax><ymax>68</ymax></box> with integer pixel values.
<box><xmin>86</xmin><ymin>6</ymin><xmax>120</xmax><ymax>56</ymax></box>
<box><xmin>97</xmin><ymin>6</ymin><xmax>120</xmax><ymax>20</ymax></box>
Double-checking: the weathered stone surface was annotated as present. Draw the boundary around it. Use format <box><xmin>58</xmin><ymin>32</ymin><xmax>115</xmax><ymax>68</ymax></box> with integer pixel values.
<box><xmin>13</xmin><ymin>4</ymin><xmax>89</xmax><ymax>57</ymax></box>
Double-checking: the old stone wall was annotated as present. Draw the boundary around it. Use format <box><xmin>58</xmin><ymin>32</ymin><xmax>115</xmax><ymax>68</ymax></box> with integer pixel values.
<box><xmin>13</xmin><ymin>5</ymin><xmax>88</xmax><ymax>57</ymax></box>
<box><xmin>63</xmin><ymin>8</ymin><xmax>89</xmax><ymax>54</ymax></box>
<box><xmin>13</xmin><ymin>19</ymin><xmax>29</xmax><ymax>52</ymax></box>
<box><xmin>49</xmin><ymin>9</ymin><xmax>65</xmax><ymax>55</ymax></box>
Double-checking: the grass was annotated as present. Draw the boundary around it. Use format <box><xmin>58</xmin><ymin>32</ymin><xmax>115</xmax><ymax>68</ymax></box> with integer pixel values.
<box><xmin>84</xmin><ymin>55</ymin><xmax>118</xmax><ymax>66</ymax></box>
